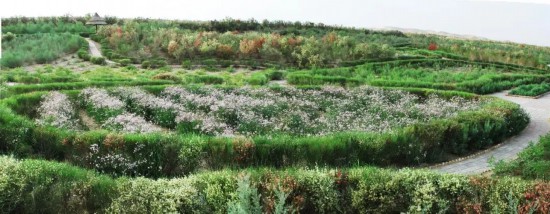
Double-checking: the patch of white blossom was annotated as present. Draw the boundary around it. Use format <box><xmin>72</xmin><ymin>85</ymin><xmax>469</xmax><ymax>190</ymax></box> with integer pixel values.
<box><xmin>103</xmin><ymin>113</ymin><xmax>162</xmax><ymax>133</ymax></box>
<box><xmin>75</xmin><ymin>86</ymin><xmax>482</xmax><ymax>136</ymax></box>
<box><xmin>86</xmin><ymin>143</ymin><xmax>155</xmax><ymax>176</ymax></box>
<box><xmin>36</xmin><ymin>91</ymin><xmax>80</xmax><ymax>129</ymax></box>
<box><xmin>162</xmin><ymin>86</ymin><xmax>482</xmax><ymax>136</ymax></box>
<box><xmin>80</xmin><ymin>87</ymin><xmax>125</xmax><ymax>109</ymax></box>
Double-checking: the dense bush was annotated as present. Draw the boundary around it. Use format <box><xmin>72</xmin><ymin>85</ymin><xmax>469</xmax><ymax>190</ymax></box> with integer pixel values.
<box><xmin>1</xmin><ymin>33</ymin><xmax>86</xmax><ymax>68</ymax></box>
<box><xmin>509</xmin><ymin>83</ymin><xmax>550</xmax><ymax>97</ymax></box>
<box><xmin>187</xmin><ymin>75</ymin><xmax>225</xmax><ymax>84</ymax></box>
<box><xmin>2</xmin><ymin>32</ymin><xmax>16</xmax><ymax>41</ymax></box>
<box><xmin>1</xmin><ymin>155</ymin><xmax>550</xmax><ymax>213</ymax></box>
<box><xmin>118</xmin><ymin>59</ymin><xmax>132</xmax><ymax>66</ymax></box>
<box><xmin>246</xmin><ymin>73</ymin><xmax>269</xmax><ymax>85</ymax></box>
<box><xmin>90</xmin><ymin>57</ymin><xmax>106</xmax><ymax>65</ymax></box>
<box><xmin>77</xmin><ymin>49</ymin><xmax>91</xmax><ymax>61</ymax></box>
<box><xmin>141</xmin><ymin>59</ymin><xmax>167</xmax><ymax>69</ymax></box>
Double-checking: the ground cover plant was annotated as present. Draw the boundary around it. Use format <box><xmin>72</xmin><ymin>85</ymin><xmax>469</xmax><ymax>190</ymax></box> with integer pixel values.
<box><xmin>509</xmin><ymin>83</ymin><xmax>550</xmax><ymax>97</ymax></box>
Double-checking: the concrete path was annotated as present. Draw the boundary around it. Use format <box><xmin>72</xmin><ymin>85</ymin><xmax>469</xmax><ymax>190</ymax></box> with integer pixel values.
<box><xmin>433</xmin><ymin>91</ymin><xmax>550</xmax><ymax>174</ymax></box>
<box><xmin>85</xmin><ymin>38</ymin><xmax>116</xmax><ymax>65</ymax></box>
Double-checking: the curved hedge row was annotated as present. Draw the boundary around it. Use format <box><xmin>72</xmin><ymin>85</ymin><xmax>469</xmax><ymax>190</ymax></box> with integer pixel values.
<box><xmin>0</xmin><ymin>155</ymin><xmax>546</xmax><ymax>213</ymax></box>
<box><xmin>0</xmin><ymin>87</ymin><xmax>529</xmax><ymax>177</ymax></box>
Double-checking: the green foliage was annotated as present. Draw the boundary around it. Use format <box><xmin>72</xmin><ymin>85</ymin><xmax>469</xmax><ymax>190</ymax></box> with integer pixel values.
<box><xmin>2</xmin><ymin>32</ymin><xmax>16</xmax><ymax>41</ymax></box>
<box><xmin>182</xmin><ymin>60</ymin><xmax>193</xmax><ymax>69</ymax></box>
<box><xmin>246</xmin><ymin>73</ymin><xmax>269</xmax><ymax>85</ymax></box>
<box><xmin>90</xmin><ymin>57</ymin><xmax>106</xmax><ymax>65</ymax></box>
<box><xmin>509</xmin><ymin>83</ymin><xmax>550</xmax><ymax>97</ymax></box>
<box><xmin>141</xmin><ymin>59</ymin><xmax>167</xmax><ymax>69</ymax></box>
<box><xmin>0</xmin><ymin>88</ymin><xmax>529</xmax><ymax>176</ymax></box>
<box><xmin>493</xmin><ymin>134</ymin><xmax>550</xmax><ymax>180</ymax></box>
<box><xmin>118</xmin><ymin>59</ymin><xmax>132</xmax><ymax>66</ymax></box>
<box><xmin>187</xmin><ymin>75</ymin><xmax>225</xmax><ymax>84</ymax></box>
<box><xmin>227</xmin><ymin>174</ymin><xmax>262</xmax><ymax>214</ymax></box>
<box><xmin>288</xmin><ymin>62</ymin><xmax>550</xmax><ymax>94</ymax></box>
<box><xmin>152</xmin><ymin>73</ymin><xmax>182</xmax><ymax>82</ymax></box>
<box><xmin>77</xmin><ymin>49</ymin><xmax>91</xmax><ymax>61</ymax></box>
<box><xmin>0</xmin><ymin>156</ymin><xmax>547</xmax><ymax>213</ymax></box>
<box><xmin>1</xmin><ymin>33</ymin><xmax>86</xmax><ymax>68</ymax></box>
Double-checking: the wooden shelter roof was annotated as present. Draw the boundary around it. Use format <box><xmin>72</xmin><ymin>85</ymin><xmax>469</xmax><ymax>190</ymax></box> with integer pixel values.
<box><xmin>86</xmin><ymin>13</ymin><xmax>107</xmax><ymax>25</ymax></box>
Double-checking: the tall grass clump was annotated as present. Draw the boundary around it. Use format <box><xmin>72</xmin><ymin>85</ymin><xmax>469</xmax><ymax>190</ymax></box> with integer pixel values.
<box><xmin>1</xmin><ymin>33</ymin><xmax>86</xmax><ymax>68</ymax></box>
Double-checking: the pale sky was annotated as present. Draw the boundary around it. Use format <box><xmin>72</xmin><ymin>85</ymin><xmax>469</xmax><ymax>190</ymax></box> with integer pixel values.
<box><xmin>1</xmin><ymin>0</ymin><xmax>549</xmax><ymax>47</ymax></box>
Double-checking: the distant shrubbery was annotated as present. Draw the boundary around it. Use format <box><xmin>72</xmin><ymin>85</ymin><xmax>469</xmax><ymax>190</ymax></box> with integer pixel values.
<box><xmin>1</xmin><ymin>33</ymin><xmax>86</xmax><ymax>68</ymax></box>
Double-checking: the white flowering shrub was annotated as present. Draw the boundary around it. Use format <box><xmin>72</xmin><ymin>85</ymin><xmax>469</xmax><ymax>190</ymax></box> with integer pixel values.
<box><xmin>79</xmin><ymin>88</ymin><xmax>125</xmax><ymax>123</ymax></box>
<box><xmin>113</xmin><ymin>87</ymin><xmax>180</xmax><ymax>128</ymax></box>
<box><xmin>86</xmin><ymin>143</ymin><xmax>157</xmax><ymax>176</ymax></box>
<box><xmin>72</xmin><ymin>86</ymin><xmax>482</xmax><ymax>136</ymax></box>
<box><xmin>102</xmin><ymin>113</ymin><xmax>162</xmax><ymax>133</ymax></box>
<box><xmin>162</xmin><ymin>86</ymin><xmax>482</xmax><ymax>136</ymax></box>
<box><xmin>36</xmin><ymin>91</ymin><xmax>80</xmax><ymax>129</ymax></box>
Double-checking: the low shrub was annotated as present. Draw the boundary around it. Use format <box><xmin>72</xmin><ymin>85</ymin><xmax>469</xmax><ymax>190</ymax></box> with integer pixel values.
<box><xmin>152</xmin><ymin>73</ymin><xmax>182</xmax><ymax>82</ymax></box>
<box><xmin>90</xmin><ymin>57</ymin><xmax>106</xmax><ymax>65</ymax></box>
<box><xmin>79</xmin><ymin>32</ymin><xmax>91</xmax><ymax>38</ymax></box>
<box><xmin>182</xmin><ymin>60</ymin><xmax>193</xmax><ymax>69</ymax></box>
<box><xmin>509</xmin><ymin>83</ymin><xmax>550</xmax><ymax>97</ymax></box>
<box><xmin>142</xmin><ymin>59</ymin><xmax>167</xmax><ymax>69</ymax></box>
<box><xmin>493</xmin><ymin>134</ymin><xmax>550</xmax><ymax>180</ymax></box>
<box><xmin>287</xmin><ymin>73</ymin><xmax>364</xmax><ymax>86</ymax></box>
<box><xmin>2</xmin><ymin>32</ymin><xmax>16</xmax><ymax>42</ymax></box>
<box><xmin>77</xmin><ymin>49</ymin><xmax>91</xmax><ymax>61</ymax></box>
<box><xmin>246</xmin><ymin>73</ymin><xmax>268</xmax><ymax>85</ymax></box>
<box><xmin>0</xmin><ymin>155</ymin><xmax>548</xmax><ymax>213</ymax></box>
<box><xmin>188</xmin><ymin>75</ymin><xmax>225</xmax><ymax>84</ymax></box>
<box><xmin>118</xmin><ymin>59</ymin><xmax>132</xmax><ymax>66</ymax></box>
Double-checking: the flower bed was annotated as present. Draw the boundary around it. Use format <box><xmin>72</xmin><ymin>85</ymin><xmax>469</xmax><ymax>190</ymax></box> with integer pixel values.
<box><xmin>0</xmin><ymin>86</ymin><xmax>529</xmax><ymax>177</ymax></box>
<box><xmin>35</xmin><ymin>91</ymin><xmax>80</xmax><ymax>129</ymax></box>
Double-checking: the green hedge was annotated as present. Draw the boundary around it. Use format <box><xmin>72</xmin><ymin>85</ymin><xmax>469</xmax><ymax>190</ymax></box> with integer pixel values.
<box><xmin>3</xmin><ymin>80</ymin><xmax>173</xmax><ymax>97</ymax></box>
<box><xmin>0</xmin><ymin>155</ymin><xmax>546</xmax><ymax>213</ymax></box>
<box><xmin>493</xmin><ymin>134</ymin><xmax>550</xmax><ymax>180</ymax></box>
<box><xmin>287</xmin><ymin>73</ymin><xmax>364</xmax><ymax>87</ymax></box>
<box><xmin>509</xmin><ymin>83</ymin><xmax>550</xmax><ymax>97</ymax></box>
<box><xmin>0</xmin><ymin>88</ymin><xmax>529</xmax><ymax>177</ymax></box>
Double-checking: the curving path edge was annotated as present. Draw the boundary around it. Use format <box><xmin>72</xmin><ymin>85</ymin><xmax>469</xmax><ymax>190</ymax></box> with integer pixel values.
<box><xmin>433</xmin><ymin>91</ymin><xmax>550</xmax><ymax>174</ymax></box>
<box><xmin>85</xmin><ymin>38</ymin><xmax>116</xmax><ymax>65</ymax></box>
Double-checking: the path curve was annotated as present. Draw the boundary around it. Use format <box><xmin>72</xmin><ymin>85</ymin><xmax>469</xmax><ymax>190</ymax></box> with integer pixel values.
<box><xmin>85</xmin><ymin>38</ymin><xmax>116</xmax><ymax>65</ymax></box>
<box><xmin>433</xmin><ymin>91</ymin><xmax>550</xmax><ymax>174</ymax></box>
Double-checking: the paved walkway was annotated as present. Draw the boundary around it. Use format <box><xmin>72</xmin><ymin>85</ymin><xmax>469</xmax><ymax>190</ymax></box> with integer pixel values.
<box><xmin>85</xmin><ymin>38</ymin><xmax>116</xmax><ymax>65</ymax></box>
<box><xmin>433</xmin><ymin>91</ymin><xmax>550</xmax><ymax>174</ymax></box>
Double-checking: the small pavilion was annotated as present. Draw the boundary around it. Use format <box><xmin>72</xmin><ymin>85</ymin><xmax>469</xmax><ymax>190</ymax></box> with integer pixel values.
<box><xmin>86</xmin><ymin>13</ymin><xmax>107</xmax><ymax>33</ymax></box>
